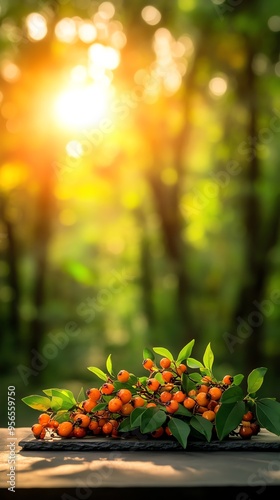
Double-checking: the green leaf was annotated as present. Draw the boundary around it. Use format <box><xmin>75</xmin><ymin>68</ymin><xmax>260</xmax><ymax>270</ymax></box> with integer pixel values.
<box><xmin>106</xmin><ymin>354</ymin><xmax>113</xmax><ymax>377</ymax></box>
<box><xmin>202</xmin><ymin>343</ymin><xmax>214</xmax><ymax>371</ymax></box>
<box><xmin>215</xmin><ymin>401</ymin><xmax>245</xmax><ymax>441</ymax></box>
<box><xmin>91</xmin><ymin>403</ymin><xmax>107</xmax><ymax>412</ymax></box>
<box><xmin>42</xmin><ymin>389</ymin><xmax>76</xmax><ymax>410</ymax></box>
<box><xmin>143</xmin><ymin>347</ymin><xmax>155</xmax><ymax>361</ymax></box>
<box><xmin>130</xmin><ymin>407</ymin><xmax>147</xmax><ymax>429</ymax></box>
<box><xmin>113</xmin><ymin>381</ymin><xmax>137</xmax><ymax>393</ymax></box>
<box><xmin>118</xmin><ymin>417</ymin><xmax>132</xmax><ymax>432</ymax></box>
<box><xmin>128</xmin><ymin>374</ymin><xmax>138</xmax><ymax>385</ymax></box>
<box><xmin>181</xmin><ymin>373</ymin><xmax>196</xmax><ymax>394</ymax></box>
<box><xmin>21</xmin><ymin>395</ymin><xmax>51</xmax><ymax>412</ymax></box>
<box><xmin>140</xmin><ymin>408</ymin><xmax>167</xmax><ymax>434</ymax></box>
<box><xmin>152</xmin><ymin>347</ymin><xmax>173</xmax><ymax>360</ymax></box>
<box><xmin>50</xmin><ymin>396</ymin><xmax>64</xmax><ymax>411</ymax></box>
<box><xmin>190</xmin><ymin>415</ymin><xmax>213</xmax><ymax>442</ymax></box>
<box><xmin>176</xmin><ymin>339</ymin><xmax>195</xmax><ymax>363</ymax></box>
<box><xmin>187</xmin><ymin>358</ymin><xmax>204</xmax><ymax>369</ymax></box>
<box><xmin>175</xmin><ymin>404</ymin><xmax>192</xmax><ymax>417</ymax></box>
<box><xmin>87</xmin><ymin>366</ymin><xmax>108</xmax><ymax>381</ymax></box>
<box><xmin>154</xmin><ymin>372</ymin><xmax>165</xmax><ymax>384</ymax></box>
<box><xmin>188</xmin><ymin>373</ymin><xmax>202</xmax><ymax>383</ymax></box>
<box><xmin>76</xmin><ymin>387</ymin><xmax>86</xmax><ymax>403</ymax></box>
<box><xmin>233</xmin><ymin>374</ymin><xmax>244</xmax><ymax>386</ymax></box>
<box><xmin>247</xmin><ymin>367</ymin><xmax>267</xmax><ymax>394</ymax></box>
<box><xmin>220</xmin><ymin>386</ymin><xmax>244</xmax><ymax>404</ymax></box>
<box><xmin>256</xmin><ymin>398</ymin><xmax>280</xmax><ymax>436</ymax></box>
<box><xmin>168</xmin><ymin>418</ymin><xmax>190</xmax><ymax>449</ymax></box>
<box><xmin>54</xmin><ymin>410</ymin><xmax>71</xmax><ymax>423</ymax></box>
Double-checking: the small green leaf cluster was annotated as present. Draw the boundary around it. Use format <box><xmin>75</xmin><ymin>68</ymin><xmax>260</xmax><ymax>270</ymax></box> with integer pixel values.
<box><xmin>22</xmin><ymin>340</ymin><xmax>280</xmax><ymax>448</ymax></box>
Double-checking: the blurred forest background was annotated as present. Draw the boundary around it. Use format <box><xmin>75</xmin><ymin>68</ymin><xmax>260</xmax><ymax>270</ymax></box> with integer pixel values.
<box><xmin>1</xmin><ymin>0</ymin><xmax>280</xmax><ymax>426</ymax></box>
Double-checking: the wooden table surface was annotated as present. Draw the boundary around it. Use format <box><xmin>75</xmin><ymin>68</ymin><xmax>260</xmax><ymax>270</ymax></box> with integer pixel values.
<box><xmin>1</xmin><ymin>427</ymin><xmax>280</xmax><ymax>499</ymax></box>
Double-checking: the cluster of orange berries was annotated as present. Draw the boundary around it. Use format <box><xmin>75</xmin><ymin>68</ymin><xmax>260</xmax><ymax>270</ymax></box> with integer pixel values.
<box><xmin>31</xmin><ymin>357</ymin><xmax>260</xmax><ymax>441</ymax></box>
<box><xmin>238</xmin><ymin>411</ymin><xmax>260</xmax><ymax>439</ymax></box>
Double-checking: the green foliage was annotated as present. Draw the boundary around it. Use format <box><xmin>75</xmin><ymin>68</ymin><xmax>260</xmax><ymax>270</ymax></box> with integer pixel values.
<box><xmin>22</xmin><ymin>341</ymin><xmax>280</xmax><ymax>448</ymax></box>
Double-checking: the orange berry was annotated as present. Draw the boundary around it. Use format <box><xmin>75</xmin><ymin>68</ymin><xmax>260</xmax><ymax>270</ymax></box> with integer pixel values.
<box><xmin>214</xmin><ymin>404</ymin><xmax>221</xmax><ymax>414</ymax></box>
<box><xmin>163</xmin><ymin>383</ymin><xmax>174</xmax><ymax>392</ymax></box>
<box><xmin>39</xmin><ymin>428</ymin><xmax>46</xmax><ymax>439</ymax></box>
<box><xmin>162</xmin><ymin>371</ymin><xmax>174</xmax><ymax>383</ymax></box>
<box><xmin>165</xmin><ymin>399</ymin><xmax>179</xmax><ymax>414</ymax></box>
<box><xmin>173</xmin><ymin>391</ymin><xmax>186</xmax><ymax>403</ymax></box>
<box><xmin>202</xmin><ymin>410</ymin><xmax>216</xmax><ymax>422</ymax></box>
<box><xmin>176</xmin><ymin>364</ymin><xmax>187</xmax><ymax>376</ymax></box>
<box><xmin>101</xmin><ymin>383</ymin><xmax>115</xmax><ymax>395</ymax></box>
<box><xmin>108</xmin><ymin>397</ymin><xmax>123</xmax><ymax>413</ymax></box>
<box><xmin>48</xmin><ymin>419</ymin><xmax>59</xmax><ymax>429</ymax></box>
<box><xmin>38</xmin><ymin>413</ymin><xmax>51</xmax><ymax>427</ymax></box>
<box><xmin>188</xmin><ymin>389</ymin><xmax>197</xmax><ymax>397</ymax></box>
<box><xmin>133</xmin><ymin>396</ymin><xmax>146</xmax><ymax>408</ymax></box>
<box><xmin>198</xmin><ymin>384</ymin><xmax>209</xmax><ymax>393</ymax></box>
<box><xmin>151</xmin><ymin>426</ymin><xmax>164</xmax><ymax>438</ymax></box>
<box><xmin>223</xmin><ymin>375</ymin><xmax>233</xmax><ymax>385</ymax></box>
<box><xmin>146</xmin><ymin>402</ymin><xmax>157</xmax><ymax>408</ymax></box>
<box><xmin>32</xmin><ymin>423</ymin><xmax>44</xmax><ymax>437</ymax></box>
<box><xmin>73</xmin><ymin>427</ymin><xmax>87</xmax><ymax>438</ymax></box>
<box><xmin>102</xmin><ymin>422</ymin><xmax>113</xmax><ymax>434</ymax></box>
<box><xmin>98</xmin><ymin>418</ymin><xmax>108</xmax><ymax>428</ymax></box>
<box><xmin>165</xmin><ymin>426</ymin><xmax>172</xmax><ymax>436</ymax></box>
<box><xmin>146</xmin><ymin>378</ymin><xmax>160</xmax><ymax>392</ymax></box>
<box><xmin>142</xmin><ymin>358</ymin><xmax>154</xmax><ymax>370</ymax></box>
<box><xmin>160</xmin><ymin>391</ymin><xmax>172</xmax><ymax>403</ymax></box>
<box><xmin>242</xmin><ymin>411</ymin><xmax>254</xmax><ymax>422</ymax></box>
<box><xmin>195</xmin><ymin>392</ymin><xmax>211</xmax><ymax>407</ymax></box>
<box><xmin>241</xmin><ymin>420</ymin><xmax>251</xmax><ymax>427</ymax></box>
<box><xmin>86</xmin><ymin>388</ymin><xmax>101</xmax><ymax>401</ymax></box>
<box><xmin>93</xmin><ymin>426</ymin><xmax>102</xmax><ymax>435</ymax></box>
<box><xmin>209</xmin><ymin>387</ymin><xmax>222</xmax><ymax>401</ymax></box>
<box><xmin>111</xmin><ymin>428</ymin><xmax>119</xmax><ymax>438</ymax></box>
<box><xmin>121</xmin><ymin>403</ymin><xmax>134</xmax><ymax>415</ymax></box>
<box><xmin>117</xmin><ymin>388</ymin><xmax>132</xmax><ymax>404</ymax></box>
<box><xmin>183</xmin><ymin>397</ymin><xmax>196</xmax><ymax>410</ymax></box>
<box><xmin>57</xmin><ymin>421</ymin><xmax>74</xmax><ymax>437</ymax></box>
<box><xmin>250</xmin><ymin>422</ymin><xmax>260</xmax><ymax>435</ymax></box>
<box><xmin>196</xmin><ymin>406</ymin><xmax>208</xmax><ymax>414</ymax></box>
<box><xmin>89</xmin><ymin>420</ymin><xmax>99</xmax><ymax>431</ymax></box>
<box><xmin>239</xmin><ymin>425</ymin><xmax>253</xmax><ymax>439</ymax></box>
<box><xmin>109</xmin><ymin>419</ymin><xmax>119</xmax><ymax>429</ymax></box>
<box><xmin>201</xmin><ymin>376</ymin><xmax>212</xmax><ymax>384</ymax></box>
<box><xmin>159</xmin><ymin>358</ymin><xmax>171</xmax><ymax>369</ymax></box>
<box><xmin>117</xmin><ymin>370</ymin><xmax>130</xmax><ymax>383</ymax></box>
<box><xmin>73</xmin><ymin>414</ymin><xmax>91</xmax><ymax>428</ymax></box>
<box><xmin>207</xmin><ymin>400</ymin><xmax>218</xmax><ymax>411</ymax></box>
<box><xmin>82</xmin><ymin>399</ymin><xmax>97</xmax><ymax>413</ymax></box>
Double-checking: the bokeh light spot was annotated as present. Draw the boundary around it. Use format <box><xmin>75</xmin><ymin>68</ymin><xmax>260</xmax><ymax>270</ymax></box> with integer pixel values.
<box><xmin>141</xmin><ymin>6</ymin><xmax>162</xmax><ymax>26</ymax></box>
<box><xmin>55</xmin><ymin>18</ymin><xmax>77</xmax><ymax>43</ymax></box>
<box><xmin>209</xmin><ymin>76</ymin><xmax>228</xmax><ymax>97</ymax></box>
<box><xmin>268</xmin><ymin>16</ymin><xmax>280</xmax><ymax>32</ymax></box>
<box><xmin>26</xmin><ymin>12</ymin><xmax>48</xmax><ymax>41</ymax></box>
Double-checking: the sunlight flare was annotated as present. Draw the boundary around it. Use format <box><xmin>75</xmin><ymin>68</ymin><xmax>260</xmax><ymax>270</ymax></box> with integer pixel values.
<box><xmin>54</xmin><ymin>83</ymin><xmax>110</xmax><ymax>130</ymax></box>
